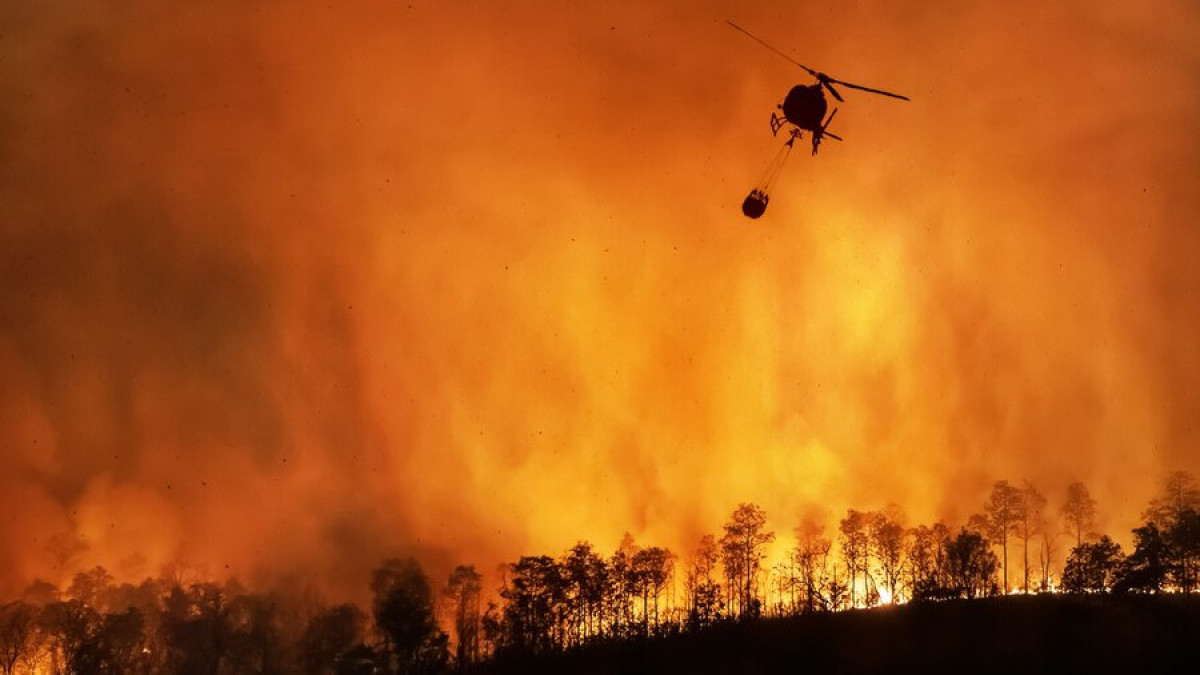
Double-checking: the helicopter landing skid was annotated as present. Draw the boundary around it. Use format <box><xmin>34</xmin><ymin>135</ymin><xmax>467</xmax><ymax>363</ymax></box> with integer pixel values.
<box><xmin>769</xmin><ymin>112</ymin><xmax>785</xmax><ymax>136</ymax></box>
<box><xmin>769</xmin><ymin>114</ymin><xmax>804</xmax><ymax>145</ymax></box>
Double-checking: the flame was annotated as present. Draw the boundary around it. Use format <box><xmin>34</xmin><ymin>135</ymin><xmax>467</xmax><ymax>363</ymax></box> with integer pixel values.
<box><xmin>875</xmin><ymin>587</ymin><xmax>894</xmax><ymax>607</ymax></box>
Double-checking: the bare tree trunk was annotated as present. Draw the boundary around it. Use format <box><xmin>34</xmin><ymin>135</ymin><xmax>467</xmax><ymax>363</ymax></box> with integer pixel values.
<box><xmin>1023</xmin><ymin>531</ymin><xmax>1030</xmax><ymax>593</ymax></box>
<box><xmin>1001</xmin><ymin>531</ymin><xmax>1008</xmax><ymax>594</ymax></box>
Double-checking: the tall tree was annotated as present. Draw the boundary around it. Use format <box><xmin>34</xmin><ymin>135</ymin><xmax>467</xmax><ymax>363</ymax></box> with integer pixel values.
<box><xmin>608</xmin><ymin>535</ymin><xmax>638</xmax><ymax>638</ymax></box>
<box><xmin>444</xmin><ymin>565</ymin><xmax>483</xmax><ymax>666</ymax></box>
<box><xmin>1168</xmin><ymin>509</ymin><xmax>1200</xmax><ymax>592</ymax></box>
<box><xmin>1015</xmin><ymin>483</ymin><xmax>1047</xmax><ymax>593</ymax></box>
<box><xmin>1061</xmin><ymin>481</ymin><xmax>1098</xmax><ymax>549</ymax></box>
<box><xmin>560</xmin><ymin>544</ymin><xmax>606</xmax><ymax>645</ymax></box>
<box><xmin>1114</xmin><ymin>522</ymin><xmax>1170</xmax><ymax>593</ymax></box>
<box><xmin>909</xmin><ymin>522</ymin><xmax>952</xmax><ymax>600</ymax></box>
<box><xmin>684</xmin><ymin>535</ymin><xmax>723</xmax><ymax>628</ymax></box>
<box><xmin>99</xmin><ymin>606</ymin><xmax>154</xmax><ymax>673</ymax></box>
<box><xmin>982</xmin><ymin>480</ymin><xmax>1023</xmax><ymax>594</ymax></box>
<box><xmin>1038</xmin><ymin>515</ymin><xmax>1059</xmax><ymax>592</ymax></box>
<box><xmin>1143</xmin><ymin>470</ymin><xmax>1200</xmax><ymax>529</ymax></box>
<box><xmin>869</xmin><ymin>506</ymin><xmax>907</xmax><ymax>604</ymax></box>
<box><xmin>66</xmin><ymin>567</ymin><xmax>115</xmax><ymax>611</ymax></box>
<box><xmin>769</xmin><ymin>560</ymin><xmax>795</xmax><ymax>616</ymax></box>
<box><xmin>720</xmin><ymin>503</ymin><xmax>775</xmax><ymax>618</ymax></box>
<box><xmin>792</xmin><ymin>520</ymin><xmax>832</xmax><ymax>614</ymax></box>
<box><xmin>1062</xmin><ymin>536</ymin><xmax>1124</xmax><ymax>593</ymax></box>
<box><xmin>0</xmin><ymin>602</ymin><xmax>39</xmax><ymax>675</ymax></box>
<box><xmin>1141</xmin><ymin>471</ymin><xmax>1200</xmax><ymax>592</ymax></box>
<box><xmin>40</xmin><ymin>599</ymin><xmax>101</xmax><ymax>675</ymax></box>
<box><xmin>838</xmin><ymin>510</ymin><xmax>871</xmax><ymax>607</ymax></box>
<box><xmin>370</xmin><ymin>558</ymin><xmax>448</xmax><ymax>674</ymax></box>
<box><xmin>630</xmin><ymin>547</ymin><xmax>673</xmax><ymax>634</ymax></box>
<box><xmin>499</xmin><ymin>556</ymin><xmax>565</xmax><ymax>654</ymax></box>
<box><xmin>160</xmin><ymin>583</ymin><xmax>228</xmax><ymax>675</ymax></box>
<box><xmin>943</xmin><ymin>529</ymin><xmax>1000</xmax><ymax>599</ymax></box>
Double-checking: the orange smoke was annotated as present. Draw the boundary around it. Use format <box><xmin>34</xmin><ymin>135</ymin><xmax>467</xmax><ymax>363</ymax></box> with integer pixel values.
<box><xmin>2</xmin><ymin>0</ymin><xmax>1199</xmax><ymax>601</ymax></box>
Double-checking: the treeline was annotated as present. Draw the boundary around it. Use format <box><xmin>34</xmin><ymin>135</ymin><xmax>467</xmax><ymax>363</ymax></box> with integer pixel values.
<box><xmin>1</xmin><ymin>471</ymin><xmax>1198</xmax><ymax>673</ymax></box>
<box><xmin>0</xmin><ymin>560</ymin><xmax>446</xmax><ymax>675</ymax></box>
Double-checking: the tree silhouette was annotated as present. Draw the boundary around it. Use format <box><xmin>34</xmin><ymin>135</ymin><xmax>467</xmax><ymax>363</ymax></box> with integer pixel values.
<box><xmin>1061</xmin><ymin>481</ymin><xmax>1098</xmax><ymax>549</ymax></box>
<box><xmin>981</xmin><ymin>480</ymin><xmax>1022</xmax><ymax>594</ymax></box>
<box><xmin>608</xmin><ymin>534</ymin><xmax>638</xmax><ymax>637</ymax></box>
<box><xmin>223</xmin><ymin>592</ymin><xmax>287</xmax><ymax>674</ymax></box>
<box><xmin>444</xmin><ymin>565</ymin><xmax>483</xmax><ymax>665</ymax></box>
<box><xmin>825</xmin><ymin>564</ymin><xmax>849</xmax><ymax>611</ymax></box>
<box><xmin>769</xmin><ymin>559</ymin><xmax>795</xmax><ymax>616</ymax></box>
<box><xmin>0</xmin><ymin>601</ymin><xmax>38</xmax><ymax>675</ymax></box>
<box><xmin>1015</xmin><ymin>482</ymin><xmax>1047</xmax><ymax>594</ymax></box>
<box><xmin>370</xmin><ymin>558</ymin><xmax>448</xmax><ymax>674</ymax></box>
<box><xmin>720</xmin><ymin>503</ymin><xmax>774</xmax><ymax>618</ymax></box>
<box><xmin>66</xmin><ymin>566</ymin><xmax>115</xmax><ymax>611</ymax></box>
<box><xmin>1168</xmin><ymin>509</ymin><xmax>1200</xmax><ymax>592</ymax></box>
<box><xmin>792</xmin><ymin>520</ymin><xmax>833</xmax><ymax>613</ymax></box>
<box><xmin>838</xmin><ymin>510</ymin><xmax>870</xmax><ymax>607</ymax></box>
<box><xmin>15</xmin><ymin>474</ymin><xmax>1200</xmax><ymax>673</ymax></box>
<box><xmin>1037</xmin><ymin>515</ymin><xmax>1059</xmax><ymax>592</ymax></box>
<box><xmin>160</xmin><ymin>582</ymin><xmax>233</xmax><ymax>675</ymax></box>
<box><xmin>684</xmin><ymin>535</ymin><xmax>723</xmax><ymax>629</ymax></box>
<box><xmin>1062</xmin><ymin>536</ymin><xmax>1124</xmax><ymax>593</ymax></box>
<box><xmin>869</xmin><ymin>506</ymin><xmax>907</xmax><ymax>604</ymax></box>
<box><xmin>630</xmin><ymin>547</ymin><xmax>673</xmax><ymax>634</ymax></box>
<box><xmin>907</xmin><ymin>524</ymin><xmax>936</xmax><ymax>599</ymax></box>
<box><xmin>1137</xmin><ymin>471</ymin><xmax>1200</xmax><ymax>592</ymax></box>
<box><xmin>1114</xmin><ymin>522</ymin><xmax>1169</xmax><ymax>593</ymax></box>
<box><xmin>1143</xmin><ymin>470</ymin><xmax>1200</xmax><ymax>529</ymax></box>
<box><xmin>498</xmin><ymin>556</ymin><xmax>565</xmax><ymax>654</ymax></box>
<box><xmin>299</xmin><ymin>604</ymin><xmax>365</xmax><ymax>675</ymax></box>
<box><xmin>97</xmin><ymin>606</ymin><xmax>153</xmax><ymax>673</ymax></box>
<box><xmin>40</xmin><ymin>599</ymin><xmax>101</xmax><ymax>675</ymax></box>
<box><xmin>908</xmin><ymin>522</ymin><xmax>951</xmax><ymax>600</ymax></box>
<box><xmin>560</xmin><ymin>543</ymin><xmax>607</xmax><ymax>645</ymax></box>
<box><xmin>943</xmin><ymin>529</ymin><xmax>999</xmax><ymax>599</ymax></box>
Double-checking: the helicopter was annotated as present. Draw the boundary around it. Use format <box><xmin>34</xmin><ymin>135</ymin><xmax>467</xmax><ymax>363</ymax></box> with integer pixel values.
<box><xmin>727</xmin><ymin>21</ymin><xmax>910</xmax><ymax>218</ymax></box>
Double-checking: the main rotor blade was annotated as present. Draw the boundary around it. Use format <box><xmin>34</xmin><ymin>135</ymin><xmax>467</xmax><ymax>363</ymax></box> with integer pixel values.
<box><xmin>827</xmin><ymin>77</ymin><xmax>910</xmax><ymax>101</ymax></box>
<box><xmin>819</xmin><ymin>77</ymin><xmax>844</xmax><ymax>102</ymax></box>
<box><xmin>725</xmin><ymin>21</ymin><xmax>818</xmax><ymax>77</ymax></box>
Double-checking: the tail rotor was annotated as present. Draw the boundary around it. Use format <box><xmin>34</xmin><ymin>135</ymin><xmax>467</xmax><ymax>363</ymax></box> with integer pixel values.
<box><xmin>811</xmin><ymin>108</ymin><xmax>842</xmax><ymax>155</ymax></box>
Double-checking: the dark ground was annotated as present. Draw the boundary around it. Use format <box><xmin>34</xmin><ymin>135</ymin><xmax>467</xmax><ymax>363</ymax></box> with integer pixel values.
<box><xmin>472</xmin><ymin>595</ymin><xmax>1200</xmax><ymax>674</ymax></box>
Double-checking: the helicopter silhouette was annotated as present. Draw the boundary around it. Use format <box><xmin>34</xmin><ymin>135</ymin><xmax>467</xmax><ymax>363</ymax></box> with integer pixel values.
<box><xmin>728</xmin><ymin>21</ymin><xmax>909</xmax><ymax>218</ymax></box>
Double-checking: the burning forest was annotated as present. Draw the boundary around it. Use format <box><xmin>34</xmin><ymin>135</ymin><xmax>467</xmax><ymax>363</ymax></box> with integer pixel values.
<box><xmin>3</xmin><ymin>0</ymin><xmax>1200</xmax><ymax>673</ymax></box>
<box><xmin>1</xmin><ymin>471</ymin><xmax>1199</xmax><ymax>672</ymax></box>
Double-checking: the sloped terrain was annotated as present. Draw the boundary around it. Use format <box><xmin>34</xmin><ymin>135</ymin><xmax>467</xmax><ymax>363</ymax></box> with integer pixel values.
<box><xmin>474</xmin><ymin>595</ymin><xmax>1200</xmax><ymax>675</ymax></box>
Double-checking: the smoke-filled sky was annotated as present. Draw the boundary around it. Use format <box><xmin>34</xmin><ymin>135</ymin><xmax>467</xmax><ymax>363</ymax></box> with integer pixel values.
<box><xmin>3</xmin><ymin>0</ymin><xmax>1199</xmax><ymax>600</ymax></box>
